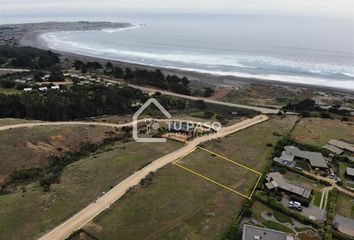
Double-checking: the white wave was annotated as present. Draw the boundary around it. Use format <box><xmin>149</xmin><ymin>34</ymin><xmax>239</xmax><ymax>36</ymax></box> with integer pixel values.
<box><xmin>39</xmin><ymin>31</ymin><xmax>354</xmax><ymax>91</ymax></box>
<box><xmin>101</xmin><ymin>25</ymin><xmax>140</xmax><ymax>33</ymax></box>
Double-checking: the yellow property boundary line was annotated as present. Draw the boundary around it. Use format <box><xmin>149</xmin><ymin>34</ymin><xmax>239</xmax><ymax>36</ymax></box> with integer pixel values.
<box><xmin>172</xmin><ymin>146</ymin><xmax>262</xmax><ymax>200</ymax></box>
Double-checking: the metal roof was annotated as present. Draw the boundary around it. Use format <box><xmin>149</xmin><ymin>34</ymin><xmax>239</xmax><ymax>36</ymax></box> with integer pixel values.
<box><xmin>284</xmin><ymin>146</ymin><xmax>328</xmax><ymax>168</ymax></box>
<box><xmin>266</xmin><ymin>172</ymin><xmax>312</xmax><ymax>199</ymax></box>
<box><xmin>242</xmin><ymin>224</ymin><xmax>294</xmax><ymax>240</ymax></box>
<box><xmin>328</xmin><ymin>139</ymin><xmax>354</xmax><ymax>153</ymax></box>
<box><xmin>322</xmin><ymin>144</ymin><xmax>343</xmax><ymax>155</ymax></box>
<box><xmin>346</xmin><ymin>167</ymin><xmax>354</xmax><ymax>177</ymax></box>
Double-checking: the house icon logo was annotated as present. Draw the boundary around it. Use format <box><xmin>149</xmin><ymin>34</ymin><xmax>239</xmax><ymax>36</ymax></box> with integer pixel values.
<box><xmin>133</xmin><ymin>98</ymin><xmax>171</xmax><ymax>142</ymax></box>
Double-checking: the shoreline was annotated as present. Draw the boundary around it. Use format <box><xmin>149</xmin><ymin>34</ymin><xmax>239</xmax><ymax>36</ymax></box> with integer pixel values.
<box><xmin>20</xmin><ymin>29</ymin><xmax>354</xmax><ymax>95</ymax></box>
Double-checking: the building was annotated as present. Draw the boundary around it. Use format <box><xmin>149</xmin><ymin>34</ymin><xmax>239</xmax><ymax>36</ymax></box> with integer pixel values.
<box><xmin>23</xmin><ymin>88</ymin><xmax>32</xmax><ymax>92</ymax></box>
<box><xmin>346</xmin><ymin>167</ymin><xmax>354</xmax><ymax>180</ymax></box>
<box><xmin>51</xmin><ymin>85</ymin><xmax>60</xmax><ymax>90</ymax></box>
<box><xmin>327</xmin><ymin>139</ymin><xmax>354</xmax><ymax>153</ymax></box>
<box><xmin>38</xmin><ymin>87</ymin><xmax>48</xmax><ymax>92</ymax></box>
<box><xmin>265</xmin><ymin>172</ymin><xmax>312</xmax><ymax>199</ymax></box>
<box><xmin>273</xmin><ymin>146</ymin><xmax>328</xmax><ymax>170</ymax></box>
<box><xmin>42</xmin><ymin>74</ymin><xmax>51</xmax><ymax>81</ymax></box>
<box><xmin>242</xmin><ymin>224</ymin><xmax>294</xmax><ymax>240</ymax></box>
<box><xmin>322</xmin><ymin>144</ymin><xmax>343</xmax><ymax>155</ymax></box>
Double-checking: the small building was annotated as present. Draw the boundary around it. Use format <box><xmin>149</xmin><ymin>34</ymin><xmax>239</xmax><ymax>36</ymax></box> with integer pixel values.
<box><xmin>51</xmin><ymin>86</ymin><xmax>60</xmax><ymax>90</ymax></box>
<box><xmin>242</xmin><ymin>224</ymin><xmax>294</xmax><ymax>240</ymax></box>
<box><xmin>346</xmin><ymin>167</ymin><xmax>354</xmax><ymax>180</ymax></box>
<box><xmin>265</xmin><ymin>172</ymin><xmax>312</xmax><ymax>199</ymax></box>
<box><xmin>38</xmin><ymin>87</ymin><xmax>48</xmax><ymax>92</ymax></box>
<box><xmin>328</xmin><ymin>139</ymin><xmax>354</xmax><ymax>153</ymax></box>
<box><xmin>42</xmin><ymin>74</ymin><xmax>51</xmax><ymax>81</ymax></box>
<box><xmin>23</xmin><ymin>88</ymin><xmax>32</xmax><ymax>92</ymax></box>
<box><xmin>322</xmin><ymin>144</ymin><xmax>343</xmax><ymax>155</ymax></box>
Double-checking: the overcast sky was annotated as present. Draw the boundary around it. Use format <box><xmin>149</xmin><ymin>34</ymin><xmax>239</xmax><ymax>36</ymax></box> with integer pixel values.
<box><xmin>1</xmin><ymin>0</ymin><xmax>353</xmax><ymax>18</ymax></box>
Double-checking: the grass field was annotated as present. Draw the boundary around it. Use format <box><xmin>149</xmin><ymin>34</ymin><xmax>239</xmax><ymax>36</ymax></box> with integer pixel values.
<box><xmin>176</xmin><ymin>147</ymin><xmax>260</xmax><ymax>198</ymax></box>
<box><xmin>335</xmin><ymin>192</ymin><xmax>354</xmax><ymax>219</ymax></box>
<box><xmin>0</xmin><ymin>124</ymin><xmax>114</xmax><ymax>183</ymax></box>
<box><xmin>312</xmin><ymin>190</ymin><xmax>322</xmax><ymax>207</ymax></box>
<box><xmin>0</xmin><ymin>118</ymin><xmax>41</xmax><ymax>127</ymax></box>
<box><xmin>292</xmin><ymin>118</ymin><xmax>354</xmax><ymax>147</ymax></box>
<box><xmin>0</xmin><ymin>140</ymin><xmax>181</xmax><ymax>240</ymax></box>
<box><xmin>84</xmin><ymin>116</ymin><xmax>297</xmax><ymax>239</ymax></box>
<box><xmin>0</xmin><ymin>87</ymin><xmax>21</xmax><ymax>95</ymax></box>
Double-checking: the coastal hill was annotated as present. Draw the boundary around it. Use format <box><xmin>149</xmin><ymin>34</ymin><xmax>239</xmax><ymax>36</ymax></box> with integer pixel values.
<box><xmin>0</xmin><ymin>21</ymin><xmax>132</xmax><ymax>46</ymax></box>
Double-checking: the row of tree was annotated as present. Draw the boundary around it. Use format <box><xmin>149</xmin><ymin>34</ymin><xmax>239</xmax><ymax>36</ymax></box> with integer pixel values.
<box><xmin>0</xmin><ymin>84</ymin><xmax>143</xmax><ymax>120</ymax></box>
<box><xmin>0</xmin><ymin>46</ymin><xmax>60</xmax><ymax>69</ymax></box>
<box><xmin>74</xmin><ymin>60</ymin><xmax>192</xmax><ymax>95</ymax></box>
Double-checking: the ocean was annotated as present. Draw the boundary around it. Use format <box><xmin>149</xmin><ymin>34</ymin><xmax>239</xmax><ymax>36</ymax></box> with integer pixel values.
<box><xmin>38</xmin><ymin>14</ymin><xmax>354</xmax><ymax>90</ymax></box>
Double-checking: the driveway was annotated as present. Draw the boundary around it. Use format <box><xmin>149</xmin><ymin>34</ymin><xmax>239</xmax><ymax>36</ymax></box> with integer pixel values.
<box><xmin>281</xmin><ymin>197</ymin><xmax>326</xmax><ymax>222</ymax></box>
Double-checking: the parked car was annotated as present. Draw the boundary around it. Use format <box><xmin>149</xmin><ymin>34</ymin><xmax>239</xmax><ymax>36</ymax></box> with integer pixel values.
<box><xmin>289</xmin><ymin>201</ymin><xmax>302</xmax><ymax>211</ymax></box>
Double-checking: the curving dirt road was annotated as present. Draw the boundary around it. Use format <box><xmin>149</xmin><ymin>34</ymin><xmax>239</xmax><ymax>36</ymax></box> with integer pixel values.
<box><xmin>36</xmin><ymin>114</ymin><xmax>269</xmax><ymax>240</ymax></box>
<box><xmin>0</xmin><ymin>118</ymin><xmax>218</xmax><ymax>132</ymax></box>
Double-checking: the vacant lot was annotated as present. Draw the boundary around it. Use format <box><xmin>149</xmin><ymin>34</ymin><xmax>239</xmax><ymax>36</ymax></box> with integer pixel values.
<box><xmin>335</xmin><ymin>192</ymin><xmax>354</xmax><ymax>219</ymax></box>
<box><xmin>0</xmin><ymin>124</ymin><xmax>115</xmax><ymax>183</ymax></box>
<box><xmin>85</xmin><ymin>116</ymin><xmax>297</xmax><ymax>239</ymax></box>
<box><xmin>0</xmin><ymin>140</ymin><xmax>181</xmax><ymax>240</ymax></box>
<box><xmin>292</xmin><ymin>118</ymin><xmax>354</xmax><ymax>146</ymax></box>
<box><xmin>177</xmin><ymin>147</ymin><xmax>260</xmax><ymax>198</ymax></box>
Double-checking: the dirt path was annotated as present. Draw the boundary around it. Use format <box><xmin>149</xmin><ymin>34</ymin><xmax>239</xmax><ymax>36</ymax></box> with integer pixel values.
<box><xmin>0</xmin><ymin>118</ymin><xmax>219</xmax><ymax>132</ymax></box>
<box><xmin>208</xmin><ymin>87</ymin><xmax>234</xmax><ymax>100</ymax></box>
<box><xmin>320</xmin><ymin>186</ymin><xmax>333</xmax><ymax>209</ymax></box>
<box><xmin>302</xmin><ymin>171</ymin><xmax>354</xmax><ymax>198</ymax></box>
<box><xmin>37</xmin><ymin>114</ymin><xmax>269</xmax><ymax>240</ymax></box>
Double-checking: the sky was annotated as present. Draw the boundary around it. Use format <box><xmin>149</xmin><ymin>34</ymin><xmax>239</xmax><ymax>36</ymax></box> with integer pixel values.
<box><xmin>1</xmin><ymin>0</ymin><xmax>353</xmax><ymax>19</ymax></box>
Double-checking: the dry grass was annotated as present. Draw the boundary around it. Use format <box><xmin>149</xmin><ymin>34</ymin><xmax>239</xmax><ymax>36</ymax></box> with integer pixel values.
<box><xmin>292</xmin><ymin>118</ymin><xmax>354</xmax><ymax>147</ymax></box>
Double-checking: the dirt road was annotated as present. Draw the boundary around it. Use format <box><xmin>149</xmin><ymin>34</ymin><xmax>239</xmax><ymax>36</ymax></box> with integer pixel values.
<box><xmin>0</xmin><ymin>118</ymin><xmax>218</xmax><ymax>132</ymax></box>
<box><xmin>37</xmin><ymin>114</ymin><xmax>269</xmax><ymax>240</ymax></box>
<box><xmin>126</xmin><ymin>84</ymin><xmax>281</xmax><ymax>114</ymax></box>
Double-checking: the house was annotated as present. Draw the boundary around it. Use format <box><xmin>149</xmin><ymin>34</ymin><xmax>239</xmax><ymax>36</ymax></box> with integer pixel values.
<box><xmin>38</xmin><ymin>87</ymin><xmax>48</xmax><ymax>92</ymax></box>
<box><xmin>265</xmin><ymin>172</ymin><xmax>312</xmax><ymax>199</ymax></box>
<box><xmin>273</xmin><ymin>146</ymin><xmax>328</xmax><ymax>170</ymax></box>
<box><xmin>15</xmin><ymin>79</ymin><xmax>26</xmax><ymax>84</ymax></box>
<box><xmin>346</xmin><ymin>167</ymin><xmax>354</xmax><ymax>180</ymax></box>
<box><xmin>322</xmin><ymin>144</ymin><xmax>343</xmax><ymax>155</ymax></box>
<box><xmin>328</xmin><ymin>139</ymin><xmax>354</xmax><ymax>153</ymax></box>
<box><xmin>242</xmin><ymin>224</ymin><xmax>294</xmax><ymax>240</ymax></box>
<box><xmin>23</xmin><ymin>88</ymin><xmax>32</xmax><ymax>92</ymax></box>
<box><xmin>42</xmin><ymin>74</ymin><xmax>51</xmax><ymax>81</ymax></box>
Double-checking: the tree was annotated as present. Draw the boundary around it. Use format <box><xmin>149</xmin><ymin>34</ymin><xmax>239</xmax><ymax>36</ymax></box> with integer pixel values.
<box><xmin>203</xmin><ymin>87</ymin><xmax>215</xmax><ymax>97</ymax></box>
<box><xmin>73</xmin><ymin>60</ymin><xmax>84</xmax><ymax>70</ymax></box>
<box><xmin>48</xmin><ymin>67</ymin><xmax>64</xmax><ymax>82</ymax></box>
